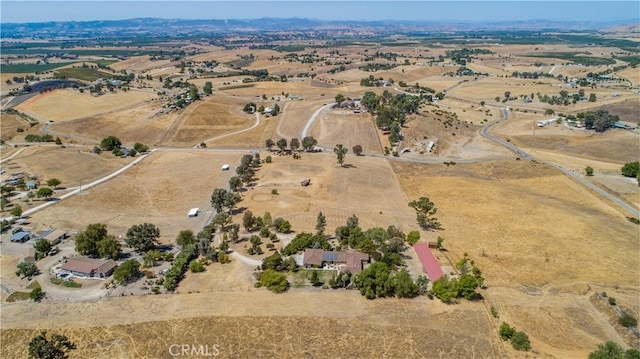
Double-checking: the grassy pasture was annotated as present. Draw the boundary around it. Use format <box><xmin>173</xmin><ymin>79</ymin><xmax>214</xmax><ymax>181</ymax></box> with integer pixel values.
<box><xmin>0</xmin><ymin>62</ymin><xmax>77</xmax><ymax>73</ymax></box>
<box><xmin>54</xmin><ymin>67</ymin><xmax>114</xmax><ymax>81</ymax></box>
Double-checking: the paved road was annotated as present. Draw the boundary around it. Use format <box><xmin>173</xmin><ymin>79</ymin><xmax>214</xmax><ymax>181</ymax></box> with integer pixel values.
<box><xmin>480</xmin><ymin>107</ymin><xmax>639</xmax><ymax>217</ymax></box>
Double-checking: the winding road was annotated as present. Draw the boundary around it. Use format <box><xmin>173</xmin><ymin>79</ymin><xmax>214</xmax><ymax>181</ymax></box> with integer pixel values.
<box><xmin>479</xmin><ymin>107</ymin><xmax>639</xmax><ymax>217</ymax></box>
<box><xmin>4</xmin><ymin>96</ymin><xmax>638</xmax><ymax>222</ymax></box>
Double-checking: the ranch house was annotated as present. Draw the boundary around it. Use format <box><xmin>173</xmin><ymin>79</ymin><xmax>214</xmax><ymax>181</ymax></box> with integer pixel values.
<box><xmin>60</xmin><ymin>257</ymin><xmax>117</xmax><ymax>278</ymax></box>
<box><xmin>303</xmin><ymin>249</ymin><xmax>370</xmax><ymax>274</ymax></box>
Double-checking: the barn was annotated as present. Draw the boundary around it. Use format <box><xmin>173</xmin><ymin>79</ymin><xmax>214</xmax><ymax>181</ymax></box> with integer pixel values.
<box><xmin>413</xmin><ymin>243</ymin><xmax>444</xmax><ymax>281</ymax></box>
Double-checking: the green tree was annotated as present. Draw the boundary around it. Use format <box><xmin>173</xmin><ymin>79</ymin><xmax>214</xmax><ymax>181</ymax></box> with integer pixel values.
<box><xmin>309</xmin><ymin>270</ymin><xmax>322</xmax><ymax>286</ymax></box>
<box><xmin>353</xmin><ymin>262</ymin><xmax>394</xmax><ymax>299</ymax></box>
<box><xmin>352</xmin><ymin>145</ymin><xmax>363</xmax><ymax>156</ymax></box>
<box><xmin>113</xmin><ymin>259</ymin><xmax>140</xmax><ymax>283</ymax></box>
<box><xmin>436</xmin><ymin>236</ymin><xmax>445</xmax><ymax>249</ymax></box>
<box><xmin>316</xmin><ymin>211</ymin><xmax>327</xmax><ymax>235</ymax></box>
<box><xmin>510</xmin><ymin>331</ymin><xmax>531</xmax><ymax>351</ymax></box>
<box><xmin>302</xmin><ymin>136</ymin><xmax>318</xmax><ymax>151</ymax></box>
<box><xmin>362</xmin><ymin>91</ymin><xmax>378</xmax><ymax>110</ymax></box>
<box><xmin>265</xmin><ymin>138</ymin><xmax>275</xmax><ymax>150</ymax></box>
<box><xmin>55</xmin><ymin>137</ymin><xmax>62</xmax><ymax>145</ymax></box>
<box><xmin>585</xmin><ymin>166</ymin><xmax>594</xmax><ymax>176</ymax></box>
<box><xmin>259</xmin><ymin>269</ymin><xmax>289</xmax><ymax>293</ymax></box>
<box><xmin>36</xmin><ymin>187</ymin><xmax>54</xmax><ymax>200</ymax></box>
<box><xmin>621</xmin><ymin>162</ymin><xmax>640</xmax><ymax>178</ymax></box>
<box><xmin>229</xmin><ymin>176</ymin><xmax>242</xmax><ymax>192</ymax></box>
<box><xmin>588</xmin><ymin>341</ymin><xmax>639</xmax><ymax>359</ymax></box>
<box><xmin>189</xmin><ymin>260</ymin><xmax>205</xmax><ymax>273</ymax></box>
<box><xmin>290</xmin><ymin>138</ymin><xmax>300</xmax><ymax>151</ymax></box>
<box><xmin>334</xmin><ymin>144</ymin><xmax>348</xmax><ymax>167</ymax></box>
<box><xmin>30</xmin><ymin>287</ymin><xmax>45</xmax><ymax>302</ymax></box>
<box><xmin>46</xmin><ymin>178</ymin><xmax>61</xmax><ymax>189</ymax></box>
<box><xmin>244</xmin><ymin>102</ymin><xmax>257</xmax><ymax>113</ymax></box>
<box><xmin>589</xmin><ymin>93</ymin><xmax>597</xmax><ymax>102</ymax></box>
<box><xmin>335</xmin><ymin>93</ymin><xmax>345</xmax><ymax>104</ymax></box>
<box><xmin>408</xmin><ymin>196</ymin><xmax>441</xmax><ymax>230</ymax></box>
<box><xmin>499</xmin><ymin>322</ymin><xmax>516</xmax><ymax>341</ymax></box>
<box><xmin>34</xmin><ymin>239</ymin><xmax>52</xmax><ymax>256</ymax></box>
<box><xmin>276</xmin><ymin>138</ymin><xmax>287</xmax><ymax>152</ymax></box>
<box><xmin>100</xmin><ymin>136</ymin><xmax>122</xmax><ymax>151</ymax></box>
<box><xmin>125</xmin><ymin>223</ymin><xmax>160</xmax><ymax>251</ymax></box>
<box><xmin>143</xmin><ymin>249</ymin><xmax>163</xmax><ymax>267</ymax></box>
<box><xmin>210</xmin><ymin>188</ymin><xmax>228</xmax><ymax>213</ymax></box>
<box><xmin>263</xmin><ymin>212</ymin><xmax>273</xmax><ymax>227</ymax></box>
<box><xmin>28</xmin><ymin>331</ymin><xmax>75</xmax><ymax>359</ymax></box>
<box><xmin>393</xmin><ymin>269</ymin><xmax>419</xmax><ymax>298</ymax></box>
<box><xmin>619</xmin><ymin>311</ymin><xmax>638</xmax><ymax>328</ymax></box>
<box><xmin>133</xmin><ymin>142</ymin><xmax>149</xmax><ymax>153</ymax></box>
<box><xmin>16</xmin><ymin>261</ymin><xmax>39</xmax><ymax>279</ymax></box>
<box><xmin>10</xmin><ymin>204</ymin><xmax>23</xmax><ymax>218</ymax></box>
<box><xmin>203</xmin><ymin>81</ymin><xmax>213</xmax><ymax>95</ymax></box>
<box><xmin>584</xmin><ymin>109</ymin><xmax>618</xmax><ymax>132</ymax></box>
<box><xmin>176</xmin><ymin>230</ymin><xmax>196</xmax><ymax>248</ymax></box>
<box><xmin>1</xmin><ymin>185</ymin><xmax>15</xmax><ymax>197</ymax></box>
<box><xmin>97</xmin><ymin>236</ymin><xmax>121</xmax><ymax>260</ymax></box>
<box><xmin>406</xmin><ymin>230</ymin><xmax>420</xmax><ymax>245</ymax></box>
<box><xmin>431</xmin><ymin>275</ymin><xmax>459</xmax><ymax>303</ymax></box>
<box><xmin>75</xmin><ymin>223</ymin><xmax>109</xmax><ymax>257</ymax></box>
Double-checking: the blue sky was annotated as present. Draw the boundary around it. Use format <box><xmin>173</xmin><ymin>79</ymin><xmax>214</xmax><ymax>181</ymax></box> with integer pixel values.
<box><xmin>2</xmin><ymin>1</ymin><xmax>639</xmax><ymax>23</ymax></box>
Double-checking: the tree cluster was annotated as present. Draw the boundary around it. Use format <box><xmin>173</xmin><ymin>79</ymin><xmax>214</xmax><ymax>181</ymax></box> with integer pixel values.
<box><xmin>75</xmin><ymin>223</ymin><xmax>122</xmax><ymax>260</ymax></box>
<box><xmin>256</xmin><ymin>269</ymin><xmax>289</xmax><ymax>293</ymax></box>
<box><xmin>583</xmin><ymin>109</ymin><xmax>619</xmax><ymax>132</ymax></box>
<box><xmin>588</xmin><ymin>341</ymin><xmax>639</xmax><ymax>359</ymax></box>
<box><xmin>499</xmin><ymin>322</ymin><xmax>531</xmax><ymax>351</ymax></box>
<box><xmin>353</xmin><ymin>262</ymin><xmax>421</xmax><ymax>299</ymax></box>
<box><xmin>431</xmin><ymin>255</ymin><xmax>484</xmax><ymax>303</ymax></box>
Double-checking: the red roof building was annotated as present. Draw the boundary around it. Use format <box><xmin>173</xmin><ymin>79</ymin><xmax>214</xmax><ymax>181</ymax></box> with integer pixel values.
<box><xmin>413</xmin><ymin>243</ymin><xmax>444</xmax><ymax>281</ymax></box>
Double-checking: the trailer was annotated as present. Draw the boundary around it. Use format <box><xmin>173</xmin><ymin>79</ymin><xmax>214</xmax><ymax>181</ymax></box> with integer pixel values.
<box><xmin>188</xmin><ymin>208</ymin><xmax>200</xmax><ymax>217</ymax></box>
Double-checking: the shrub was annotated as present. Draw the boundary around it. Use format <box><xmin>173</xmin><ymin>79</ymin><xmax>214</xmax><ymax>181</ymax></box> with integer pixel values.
<box><xmin>265</xmin><ymin>156</ymin><xmax>272</xmax><ymax>163</ymax></box>
<box><xmin>619</xmin><ymin>311</ymin><xmax>638</xmax><ymax>328</ymax></box>
<box><xmin>271</xmin><ymin>189</ymin><xmax>278</xmax><ymax>195</ymax></box>
<box><xmin>609</xmin><ymin>297</ymin><xmax>617</xmax><ymax>306</ymax></box>
<box><xmin>259</xmin><ymin>269</ymin><xmax>289</xmax><ymax>293</ymax></box>
<box><xmin>189</xmin><ymin>260</ymin><xmax>205</xmax><ymax>273</ymax></box>
<box><xmin>499</xmin><ymin>322</ymin><xmax>516</xmax><ymax>341</ymax></box>
<box><xmin>510</xmin><ymin>331</ymin><xmax>531</xmax><ymax>351</ymax></box>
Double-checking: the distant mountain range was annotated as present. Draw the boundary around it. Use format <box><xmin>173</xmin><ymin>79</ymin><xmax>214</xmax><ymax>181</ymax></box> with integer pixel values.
<box><xmin>2</xmin><ymin>17</ymin><xmax>638</xmax><ymax>39</ymax></box>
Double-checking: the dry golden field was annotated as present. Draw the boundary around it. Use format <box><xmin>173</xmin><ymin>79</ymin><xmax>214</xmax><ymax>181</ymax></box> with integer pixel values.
<box><xmin>1</xmin><ymin>293</ymin><xmax>502</xmax><ymax>359</ymax></box>
<box><xmin>243</xmin><ymin>153</ymin><xmax>416</xmax><ymax>233</ymax></box>
<box><xmin>15</xmin><ymin>88</ymin><xmax>156</xmax><ymax>122</ymax></box>
<box><xmin>27</xmin><ymin>150</ymin><xmax>242</xmax><ymax>239</ymax></box>
<box><xmin>2</xmin><ymin>37</ymin><xmax>639</xmax><ymax>359</ymax></box>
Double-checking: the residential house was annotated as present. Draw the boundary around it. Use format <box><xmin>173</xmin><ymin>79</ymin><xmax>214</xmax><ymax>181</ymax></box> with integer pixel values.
<box><xmin>303</xmin><ymin>249</ymin><xmax>370</xmax><ymax>274</ymax></box>
<box><xmin>60</xmin><ymin>257</ymin><xmax>117</xmax><ymax>278</ymax></box>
